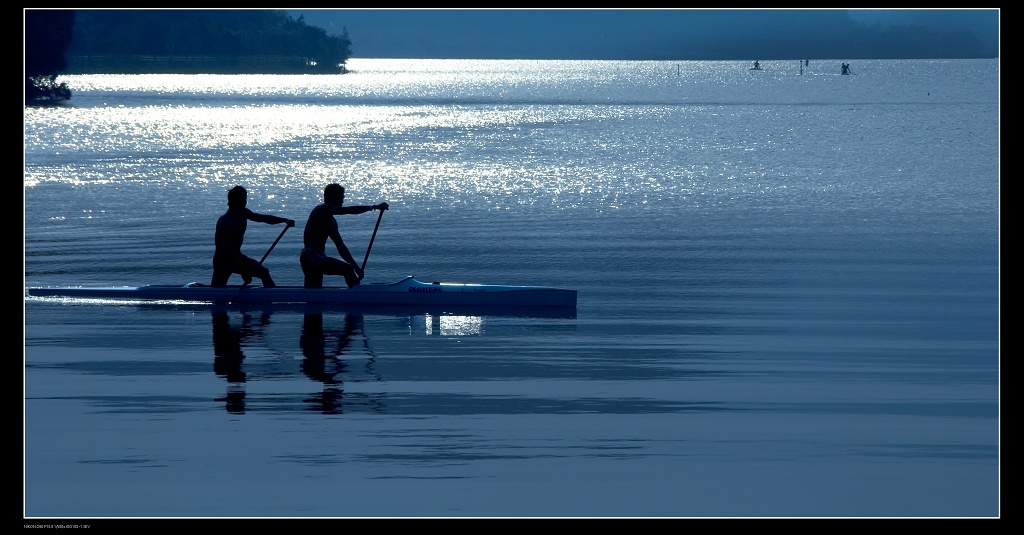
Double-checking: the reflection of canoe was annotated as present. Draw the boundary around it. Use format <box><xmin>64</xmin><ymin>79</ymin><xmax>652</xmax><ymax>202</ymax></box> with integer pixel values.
<box><xmin>27</xmin><ymin>275</ymin><xmax>578</xmax><ymax>309</ymax></box>
<box><xmin>212</xmin><ymin>300</ymin><xmax>577</xmax><ymax>319</ymax></box>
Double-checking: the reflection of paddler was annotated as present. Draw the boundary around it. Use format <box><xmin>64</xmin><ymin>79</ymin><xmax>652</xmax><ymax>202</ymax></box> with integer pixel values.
<box><xmin>299</xmin><ymin>313</ymin><xmax>366</xmax><ymax>384</ymax></box>
<box><xmin>300</xmin><ymin>313</ymin><xmax>369</xmax><ymax>414</ymax></box>
<box><xmin>302</xmin><ymin>313</ymin><xmax>385</xmax><ymax>414</ymax></box>
<box><xmin>212</xmin><ymin>310</ymin><xmax>246</xmax><ymax>382</ymax></box>
<box><xmin>300</xmin><ymin>312</ymin><xmax>340</xmax><ymax>384</ymax></box>
<box><xmin>211</xmin><ymin>309</ymin><xmax>271</xmax><ymax>414</ymax></box>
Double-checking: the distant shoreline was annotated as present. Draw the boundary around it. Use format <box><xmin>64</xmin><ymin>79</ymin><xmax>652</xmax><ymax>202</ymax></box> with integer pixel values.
<box><xmin>63</xmin><ymin>55</ymin><xmax>997</xmax><ymax>76</ymax></box>
<box><xmin>64</xmin><ymin>54</ymin><xmax>349</xmax><ymax>75</ymax></box>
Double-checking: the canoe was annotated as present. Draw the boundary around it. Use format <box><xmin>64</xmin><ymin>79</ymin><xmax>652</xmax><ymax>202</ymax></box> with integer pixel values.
<box><xmin>27</xmin><ymin>275</ymin><xmax>577</xmax><ymax>309</ymax></box>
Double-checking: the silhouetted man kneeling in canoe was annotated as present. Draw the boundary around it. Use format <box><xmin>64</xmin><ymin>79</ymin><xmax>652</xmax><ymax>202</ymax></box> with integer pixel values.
<box><xmin>300</xmin><ymin>183</ymin><xmax>388</xmax><ymax>288</ymax></box>
<box><xmin>212</xmin><ymin>186</ymin><xmax>295</xmax><ymax>288</ymax></box>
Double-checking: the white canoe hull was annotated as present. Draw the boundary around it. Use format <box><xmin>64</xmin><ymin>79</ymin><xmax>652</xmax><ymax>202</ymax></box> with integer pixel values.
<box><xmin>27</xmin><ymin>275</ymin><xmax>577</xmax><ymax>308</ymax></box>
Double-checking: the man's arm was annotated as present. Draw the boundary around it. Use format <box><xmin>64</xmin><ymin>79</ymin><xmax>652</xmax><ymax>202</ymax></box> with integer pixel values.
<box><xmin>327</xmin><ymin>205</ymin><xmax>373</xmax><ymax>215</ymax></box>
<box><xmin>249</xmin><ymin>212</ymin><xmax>295</xmax><ymax>227</ymax></box>
<box><xmin>327</xmin><ymin>202</ymin><xmax>388</xmax><ymax>215</ymax></box>
<box><xmin>330</xmin><ymin>229</ymin><xmax>359</xmax><ymax>267</ymax></box>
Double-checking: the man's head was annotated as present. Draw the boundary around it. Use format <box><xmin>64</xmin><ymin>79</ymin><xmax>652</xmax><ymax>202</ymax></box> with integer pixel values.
<box><xmin>227</xmin><ymin>186</ymin><xmax>247</xmax><ymax>208</ymax></box>
<box><xmin>324</xmin><ymin>183</ymin><xmax>345</xmax><ymax>206</ymax></box>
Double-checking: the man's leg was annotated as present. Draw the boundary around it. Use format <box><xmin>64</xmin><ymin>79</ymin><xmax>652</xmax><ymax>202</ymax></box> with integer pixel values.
<box><xmin>256</xmin><ymin>269</ymin><xmax>275</xmax><ymax>288</ymax></box>
<box><xmin>253</xmin><ymin>263</ymin><xmax>274</xmax><ymax>288</ymax></box>
<box><xmin>211</xmin><ymin>261</ymin><xmax>231</xmax><ymax>287</ymax></box>
<box><xmin>341</xmin><ymin>265</ymin><xmax>360</xmax><ymax>288</ymax></box>
<box><xmin>300</xmin><ymin>250</ymin><xmax>324</xmax><ymax>289</ymax></box>
<box><xmin>321</xmin><ymin>257</ymin><xmax>360</xmax><ymax>288</ymax></box>
<box><xmin>211</xmin><ymin>269</ymin><xmax>230</xmax><ymax>287</ymax></box>
<box><xmin>303</xmin><ymin>270</ymin><xmax>323</xmax><ymax>289</ymax></box>
<box><xmin>239</xmin><ymin>256</ymin><xmax>275</xmax><ymax>288</ymax></box>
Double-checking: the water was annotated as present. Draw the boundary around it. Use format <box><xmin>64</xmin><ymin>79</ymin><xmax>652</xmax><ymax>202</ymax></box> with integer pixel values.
<box><xmin>23</xmin><ymin>59</ymin><xmax>999</xmax><ymax>518</ymax></box>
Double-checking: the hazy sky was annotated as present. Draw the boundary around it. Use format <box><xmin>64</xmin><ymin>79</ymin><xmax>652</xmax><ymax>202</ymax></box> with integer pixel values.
<box><xmin>289</xmin><ymin>8</ymin><xmax>1000</xmax><ymax>60</ymax></box>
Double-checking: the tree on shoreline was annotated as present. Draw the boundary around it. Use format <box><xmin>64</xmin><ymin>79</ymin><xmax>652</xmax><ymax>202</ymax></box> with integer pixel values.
<box><xmin>25</xmin><ymin>9</ymin><xmax>75</xmax><ymax>103</ymax></box>
<box><xmin>66</xmin><ymin>10</ymin><xmax>351</xmax><ymax>74</ymax></box>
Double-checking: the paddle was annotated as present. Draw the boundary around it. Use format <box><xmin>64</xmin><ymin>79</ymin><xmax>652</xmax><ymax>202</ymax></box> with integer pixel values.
<box><xmin>360</xmin><ymin>207</ymin><xmax>386</xmax><ymax>276</ymax></box>
<box><xmin>258</xmin><ymin>224</ymin><xmax>291</xmax><ymax>266</ymax></box>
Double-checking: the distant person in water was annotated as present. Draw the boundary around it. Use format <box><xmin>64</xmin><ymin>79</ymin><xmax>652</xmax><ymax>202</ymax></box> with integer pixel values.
<box><xmin>841</xmin><ymin>63</ymin><xmax>850</xmax><ymax>75</ymax></box>
<box><xmin>753</xmin><ymin>60</ymin><xmax>760</xmax><ymax>69</ymax></box>
<box><xmin>300</xmin><ymin>183</ymin><xmax>389</xmax><ymax>289</ymax></box>
<box><xmin>212</xmin><ymin>185</ymin><xmax>294</xmax><ymax>288</ymax></box>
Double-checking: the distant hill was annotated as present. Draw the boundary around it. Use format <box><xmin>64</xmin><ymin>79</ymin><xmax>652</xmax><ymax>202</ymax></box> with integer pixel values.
<box><xmin>289</xmin><ymin>9</ymin><xmax>998</xmax><ymax>60</ymax></box>
<box><xmin>64</xmin><ymin>9</ymin><xmax>352</xmax><ymax>74</ymax></box>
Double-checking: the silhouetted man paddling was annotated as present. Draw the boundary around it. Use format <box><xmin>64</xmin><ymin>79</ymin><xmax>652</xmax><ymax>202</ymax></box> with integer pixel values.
<box><xmin>212</xmin><ymin>186</ymin><xmax>295</xmax><ymax>288</ymax></box>
<box><xmin>300</xmin><ymin>183</ymin><xmax>388</xmax><ymax>288</ymax></box>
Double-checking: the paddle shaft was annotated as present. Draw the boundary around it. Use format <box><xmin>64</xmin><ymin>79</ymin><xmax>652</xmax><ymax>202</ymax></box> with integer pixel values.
<box><xmin>258</xmin><ymin>224</ymin><xmax>290</xmax><ymax>266</ymax></box>
<box><xmin>361</xmin><ymin>208</ymin><xmax>385</xmax><ymax>272</ymax></box>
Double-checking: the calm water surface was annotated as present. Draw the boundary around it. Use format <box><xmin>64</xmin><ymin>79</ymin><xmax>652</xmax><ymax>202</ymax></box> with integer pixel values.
<box><xmin>24</xmin><ymin>59</ymin><xmax>999</xmax><ymax>518</ymax></box>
